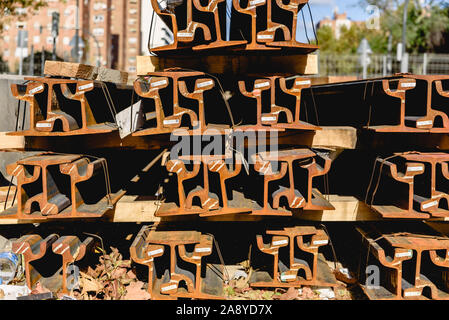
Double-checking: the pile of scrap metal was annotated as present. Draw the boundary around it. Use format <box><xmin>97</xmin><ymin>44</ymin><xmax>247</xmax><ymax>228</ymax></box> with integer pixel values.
<box><xmin>149</xmin><ymin>0</ymin><xmax>318</xmax><ymax>54</ymax></box>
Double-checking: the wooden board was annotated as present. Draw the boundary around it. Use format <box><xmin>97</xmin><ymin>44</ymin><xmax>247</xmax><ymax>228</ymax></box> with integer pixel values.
<box><xmin>311</xmin><ymin>127</ymin><xmax>357</xmax><ymax>149</ymax></box>
<box><xmin>104</xmin><ymin>194</ymin><xmax>382</xmax><ymax>223</ymax></box>
<box><xmin>310</xmin><ymin>76</ymin><xmax>358</xmax><ymax>86</ymax></box>
<box><xmin>137</xmin><ymin>54</ymin><xmax>317</xmax><ymax>76</ymax></box>
<box><xmin>0</xmin><ymin>132</ymin><xmax>25</xmax><ymax>149</ymax></box>
<box><xmin>299</xmin><ymin>195</ymin><xmax>381</xmax><ymax>221</ymax></box>
<box><xmin>23</xmin><ymin>127</ymin><xmax>358</xmax><ymax>152</ymax></box>
<box><xmin>44</xmin><ymin>61</ymin><xmax>128</xmax><ymax>85</ymax></box>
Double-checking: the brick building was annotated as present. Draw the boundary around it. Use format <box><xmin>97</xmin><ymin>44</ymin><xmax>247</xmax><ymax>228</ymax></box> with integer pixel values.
<box><xmin>317</xmin><ymin>9</ymin><xmax>363</xmax><ymax>39</ymax></box>
<box><xmin>0</xmin><ymin>0</ymin><xmax>168</xmax><ymax>75</ymax></box>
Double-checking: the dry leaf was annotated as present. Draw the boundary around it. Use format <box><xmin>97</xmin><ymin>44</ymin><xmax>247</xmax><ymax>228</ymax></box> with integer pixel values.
<box><xmin>118</xmin><ymin>260</ymin><xmax>131</xmax><ymax>268</ymax></box>
<box><xmin>111</xmin><ymin>267</ymin><xmax>127</xmax><ymax>280</ymax></box>
<box><xmin>301</xmin><ymin>287</ymin><xmax>316</xmax><ymax>299</ymax></box>
<box><xmin>79</xmin><ymin>272</ymin><xmax>104</xmax><ymax>293</ymax></box>
<box><xmin>279</xmin><ymin>287</ymin><xmax>298</xmax><ymax>300</ymax></box>
<box><xmin>244</xmin><ymin>290</ymin><xmax>262</xmax><ymax>300</ymax></box>
<box><xmin>126</xmin><ymin>270</ymin><xmax>136</xmax><ymax>279</ymax></box>
<box><xmin>123</xmin><ymin>281</ymin><xmax>151</xmax><ymax>300</ymax></box>
<box><xmin>234</xmin><ymin>277</ymin><xmax>249</xmax><ymax>289</ymax></box>
<box><xmin>86</xmin><ymin>266</ymin><xmax>98</xmax><ymax>278</ymax></box>
<box><xmin>31</xmin><ymin>282</ymin><xmax>51</xmax><ymax>294</ymax></box>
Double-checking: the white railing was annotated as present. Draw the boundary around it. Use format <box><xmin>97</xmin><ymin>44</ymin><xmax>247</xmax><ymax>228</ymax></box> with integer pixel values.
<box><xmin>318</xmin><ymin>53</ymin><xmax>449</xmax><ymax>78</ymax></box>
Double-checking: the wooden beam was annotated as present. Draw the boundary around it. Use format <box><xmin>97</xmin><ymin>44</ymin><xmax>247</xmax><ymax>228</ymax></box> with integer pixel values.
<box><xmin>299</xmin><ymin>195</ymin><xmax>382</xmax><ymax>221</ymax></box>
<box><xmin>0</xmin><ymin>132</ymin><xmax>25</xmax><ymax>149</ymax></box>
<box><xmin>137</xmin><ymin>54</ymin><xmax>317</xmax><ymax>76</ymax></box>
<box><xmin>311</xmin><ymin>126</ymin><xmax>357</xmax><ymax>149</ymax></box>
<box><xmin>105</xmin><ymin>194</ymin><xmax>382</xmax><ymax>223</ymax></box>
<box><xmin>310</xmin><ymin>76</ymin><xmax>358</xmax><ymax>85</ymax></box>
<box><xmin>23</xmin><ymin>127</ymin><xmax>358</xmax><ymax>152</ymax></box>
<box><xmin>44</xmin><ymin>61</ymin><xmax>128</xmax><ymax>85</ymax></box>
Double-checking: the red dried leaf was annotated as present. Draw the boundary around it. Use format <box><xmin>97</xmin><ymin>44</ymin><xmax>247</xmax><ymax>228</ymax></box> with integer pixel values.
<box><xmin>279</xmin><ymin>287</ymin><xmax>298</xmax><ymax>300</ymax></box>
<box><xmin>123</xmin><ymin>281</ymin><xmax>151</xmax><ymax>300</ymax></box>
<box><xmin>31</xmin><ymin>282</ymin><xmax>51</xmax><ymax>294</ymax></box>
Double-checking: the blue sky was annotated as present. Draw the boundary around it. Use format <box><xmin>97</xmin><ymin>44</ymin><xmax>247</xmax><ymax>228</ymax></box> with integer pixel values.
<box><xmin>310</xmin><ymin>0</ymin><xmax>367</xmax><ymax>22</ymax></box>
<box><xmin>297</xmin><ymin>0</ymin><xmax>370</xmax><ymax>42</ymax></box>
<box><xmin>224</xmin><ymin>0</ymin><xmax>372</xmax><ymax>42</ymax></box>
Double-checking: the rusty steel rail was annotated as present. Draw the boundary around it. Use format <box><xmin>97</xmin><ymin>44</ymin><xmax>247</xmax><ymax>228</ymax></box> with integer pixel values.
<box><xmin>177</xmin><ymin>0</ymin><xmax>212</xmax><ymax>46</ymax></box>
<box><xmin>157</xmin><ymin>155</ymin><xmax>232</xmax><ymax>217</ymax></box>
<box><xmin>149</xmin><ymin>0</ymin><xmax>318</xmax><ymax>54</ymax></box>
<box><xmin>251</xmin><ymin>149</ymin><xmax>334</xmax><ymax>214</ymax></box>
<box><xmin>133</xmin><ymin>69</ymin><xmax>231</xmax><ymax>136</ymax></box>
<box><xmin>306</xmin><ymin>74</ymin><xmax>449</xmax><ymax>132</ymax></box>
<box><xmin>192</xmin><ymin>0</ymin><xmax>247</xmax><ymax>51</ymax></box>
<box><xmin>134</xmin><ymin>72</ymin><xmax>318</xmax><ymax>135</ymax></box>
<box><xmin>232</xmin><ymin>0</ymin><xmax>280</xmax><ymax>51</ymax></box>
<box><xmin>130</xmin><ymin>225</ymin><xmax>223</xmax><ymax>300</ymax></box>
<box><xmin>11</xmin><ymin>234</ymin><xmax>94</xmax><ymax>293</ymax></box>
<box><xmin>8</xmin><ymin>77</ymin><xmax>132</xmax><ymax>136</ymax></box>
<box><xmin>236</xmin><ymin>77</ymin><xmax>318</xmax><ymax>131</ymax></box>
<box><xmin>265</xmin><ymin>0</ymin><xmax>318</xmax><ymax>52</ymax></box>
<box><xmin>400</xmin><ymin>74</ymin><xmax>449</xmax><ymax>132</ymax></box>
<box><xmin>256</xmin><ymin>0</ymin><xmax>290</xmax><ymax>45</ymax></box>
<box><xmin>148</xmin><ymin>0</ymin><xmax>184</xmax><ymax>54</ymax></box>
<box><xmin>0</xmin><ymin>153</ymin><xmax>122</xmax><ymax>221</ymax></box>
<box><xmin>365</xmin><ymin>152</ymin><xmax>449</xmax><ymax>219</ymax></box>
<box><xmin>357</xmin><ymin>227</ymin><xmax>449</xmax><ymax>300</ymax></box>
<box><xmin>250</xmin><ymin>226</ymin><xmax>338</xmax><ymax>288</ymax></box>
<box><xmin>157</xmin><ymin>149</ymin><xmax>333</xmax><ymax>217</ymax></box>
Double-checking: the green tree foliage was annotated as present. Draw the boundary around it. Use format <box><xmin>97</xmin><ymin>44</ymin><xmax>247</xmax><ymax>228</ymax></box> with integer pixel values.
<box><xmin>0</xmin><ymin>0</ymin><xmax>46</xmax><ymax>31</ymax></box>
<box><xmin>317</xmin><ymin>0</ymin><xmax>449</xmax><ymax>53</ymax></box>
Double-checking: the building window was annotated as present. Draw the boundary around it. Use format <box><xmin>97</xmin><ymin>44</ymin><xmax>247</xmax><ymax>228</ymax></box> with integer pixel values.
<box><xmin>63</xmin><ymin>37</ymin><xmax>70</xmax><ymax>45</ymax></box>
<box><xmin>93</xmin><ymin>28</ymin><xmax>105</xmax><ymax>36</ymax></box>
<box><xmin>129</xmin><ymin>9</ymin><xmax>137</xmax><ymax>14</ymax></box>
<box><xmin>93</xmin><ymin>2</ymin><xmax>107</xmax><ymax>10</ymax></box>
<box><xmin>47</xmin><ymin>37</ymin><xmax>53</xmax><ymax>44</ymax></box>
<box><xmin>128</xmin><ymin>37</ymin><xmax>137</xmax><ymax>44</ymax></box>
<box><xmin>128</xmin><ymin>66</ymin><xmax>137</xmax><ymax>72</ymax></box>
<box><xmin>15</xmin><ymin>8</ymin><xmax>27</xmax><ymax>15</ymax></box>
<box><xmin>33</xmin><ymin>36</ymin><xmax>40</xmax><ymax>44</ymax></box>
<box><xmin>93</xmin><ymin>15</ymin><xmax>104</xmax><ymax>22</ymax></box>
<box><xmin>47</xmin><ymin>9</ymin><xmax>59</xmax><ymax>16</ymax></box>
<box><xmin>4</xmin><ymin>36</ymin><xmax>9</xmax><ymax>43</ymax></box>
<box><xmin>128</xmin><ymin>19</ymin><xmax>136</xmax><ymax>25</ymax></box>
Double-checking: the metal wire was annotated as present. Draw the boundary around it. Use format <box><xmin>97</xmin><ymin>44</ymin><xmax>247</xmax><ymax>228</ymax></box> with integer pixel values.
<box><xmin>307</xmin><ymin>3</ymin><xmax>318</xmax><ymax>44</ymax></box>
<box><xmin>206</xmin><ymin>232</ymin><xmax>230</xmax><ymax>283</ymax></box>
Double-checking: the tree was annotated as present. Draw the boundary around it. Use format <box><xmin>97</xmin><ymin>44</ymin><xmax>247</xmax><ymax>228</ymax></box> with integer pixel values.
<box><xmin>358</xmin><ymin>0</ymin><xmax>449</xmax><ymax>53</ymax></box>
<box><xmin>0</xmin><ymin>0</ymin><xmax>46</xmax><ymax>32</ymax></box>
